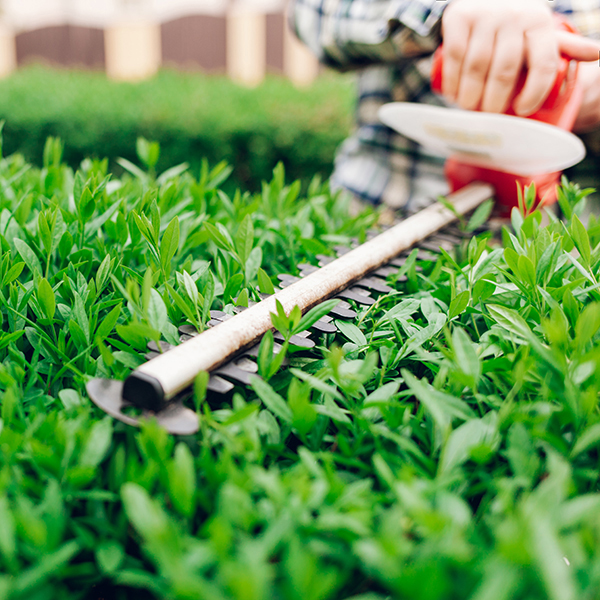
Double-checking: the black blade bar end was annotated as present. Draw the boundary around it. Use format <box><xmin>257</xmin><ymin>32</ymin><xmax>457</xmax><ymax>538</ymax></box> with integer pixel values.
<box><xmin>123</xmin><ymin>371</ymin><xmax>165</xmax><ymax>412</ymax></box>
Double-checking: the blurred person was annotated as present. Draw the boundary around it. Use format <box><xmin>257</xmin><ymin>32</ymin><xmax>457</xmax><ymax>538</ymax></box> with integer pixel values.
<box><xmin>288</xmin><ymin>0</ymin><xmax>600</xmax><ymax>215</ymax></box>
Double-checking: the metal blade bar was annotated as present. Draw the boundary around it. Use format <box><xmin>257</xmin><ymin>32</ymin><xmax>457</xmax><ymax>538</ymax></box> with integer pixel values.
<box><xmin>119</xmin><ymin>183</ymin><xmax>494</xmax><ymax>411</ymax></box>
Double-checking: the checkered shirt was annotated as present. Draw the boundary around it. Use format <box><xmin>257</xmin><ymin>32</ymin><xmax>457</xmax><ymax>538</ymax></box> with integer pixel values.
<box><xmin>289</xmin><ymin>0</ymin><xmax>600</xmax><ymax>213</ymax></box>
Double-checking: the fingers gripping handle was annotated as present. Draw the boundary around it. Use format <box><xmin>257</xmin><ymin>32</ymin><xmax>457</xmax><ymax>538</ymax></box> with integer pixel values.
<box><xmin>431</xmin><ymin>14</ymin><xmax>581</xmax><ymax>128</ymax></box>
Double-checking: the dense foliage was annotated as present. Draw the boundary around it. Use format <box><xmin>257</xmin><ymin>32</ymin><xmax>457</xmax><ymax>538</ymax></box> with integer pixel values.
<box><xmin>0</xmin><ymin>67</ymin><xmax>353</xmax><ymax>191</ymax></box>
<box><xmin>1</xmin><ymin>137</ymin><xmax>600</xmax><ymax>600</ymax></box>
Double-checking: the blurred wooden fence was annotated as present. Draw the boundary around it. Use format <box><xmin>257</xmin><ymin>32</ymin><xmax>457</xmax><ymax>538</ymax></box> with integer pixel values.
<box><xmin>1</xmin><ymin>12</ymin><xmax>319</xmax><ymax>86</ymax></box>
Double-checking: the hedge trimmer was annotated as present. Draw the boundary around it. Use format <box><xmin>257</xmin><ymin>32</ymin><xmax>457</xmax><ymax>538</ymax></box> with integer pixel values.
<box><xmin>87</xmin><ymin>20</ymin><xmax>587</xmax><ymax>433</ymax></box>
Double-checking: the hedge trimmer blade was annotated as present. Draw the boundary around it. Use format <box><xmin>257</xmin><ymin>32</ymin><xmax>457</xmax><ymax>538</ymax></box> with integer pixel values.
<box><xmin>87</xmin><ymin>184</ymin><xmax>494</xmax><ymax>434</ymax></box>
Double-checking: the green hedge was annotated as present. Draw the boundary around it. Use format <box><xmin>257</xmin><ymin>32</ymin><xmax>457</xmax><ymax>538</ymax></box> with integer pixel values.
<box><xmin>0</xmin><ymin>66</ymin><xmax>354</xmax><ymax>190</ymax></box>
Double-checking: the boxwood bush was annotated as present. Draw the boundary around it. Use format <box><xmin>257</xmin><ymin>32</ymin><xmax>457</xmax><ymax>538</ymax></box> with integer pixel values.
<box><xmin>1</xmin><ymin>136</ymin><xmax>600</xmax><ymax>600</ymax></box>
<box><xmin>0</xmin><ymin>66</ymin><xmax>353</xmax><ymax>191</ymax></box>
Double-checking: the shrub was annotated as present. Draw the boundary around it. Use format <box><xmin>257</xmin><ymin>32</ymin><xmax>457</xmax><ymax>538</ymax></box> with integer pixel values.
<box><xmin>0</xmin><ymin>66</ymin><xmax>354</xmax><ymax>191</ymax></box>
<box><xmin>1</xmin><ymin>137</ymin><xmax>600</xmax><ymax>599</ymax></box>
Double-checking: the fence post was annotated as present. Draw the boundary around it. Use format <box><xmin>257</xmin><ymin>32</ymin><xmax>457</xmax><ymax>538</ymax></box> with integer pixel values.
<box><xmin>0</xmin><ymin>20</ymin><xmax>16</xmax><ymax>78</ymax></box>
<box><xmin>283</xmin><ymin>15</ymin><xmax>318</xmax><ymax>87</ymax></box>
<box><xmin>227</xmin><ymin>9</ymin><xmax>266</xmax><ymax>86</ymax></box>
<box><xmin>105</xmin><ymin>13</ymin><xmax>161</xmax><ymax>81</ymax></box>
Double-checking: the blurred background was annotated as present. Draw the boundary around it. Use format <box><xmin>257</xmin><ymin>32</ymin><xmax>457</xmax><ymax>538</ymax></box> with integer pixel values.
<box><xmin>0</xmin><ymin>0</ymin><xmax>354</xmax><ymax>190</ymax></box>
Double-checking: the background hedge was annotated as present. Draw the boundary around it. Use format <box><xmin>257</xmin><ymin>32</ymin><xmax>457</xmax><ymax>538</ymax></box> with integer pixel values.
<box><xmin>0</xmin><ymin>66</ymin><xmax>354</xmax><ymax>190</ymax></box>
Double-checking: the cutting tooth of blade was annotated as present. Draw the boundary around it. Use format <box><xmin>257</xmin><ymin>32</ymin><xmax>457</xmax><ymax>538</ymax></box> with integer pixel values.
<box><xmin>310</xmin><ymin>317</ymin><xmax>337</xmax><ymax>334</ymax></box>
<box><xmin>234</xmin><ymin>356</ymin><xmax>259</xmax><ymax>373</ymax></box>
<box><xmin>147</xmin><ymin>340</ymin><xmax>175</xmax><ymax>353</ymax></box>
<box><xmin>354</xmin><ymin>276</ymin><xmax>395</xmax><ymax>294</ymax></box>
<box><xmin>316</xmin><ymin>254</ymin><xmax>335</xmax><ymax>266</ymax></box>
<box><xmin>333</xmin><ymin>245</ymin><xmax>352</xmax><ymax>256</ymax></box>
<box><xmin>213</xmin><ymin>363</ymin><xmax>257</xmax><ymax>386</ymax></box>
<box><xmin>208</xmin><ymin>375</ymin><xmax>235</xmax><ymax>394</ymax></box>
<box><xmin>179</xmin><ymin>323</ymin><xmax>199</xmax><ymax>337</ymax></box>
<box><xmin>335</xmin><ymin>288</ymin><xmax>376</xmax><ymax>306</ymax></box>
<box><xmin>419</xmin><ymin>238</ymin><xmax>454</xmax><ymax>252</ymax></box>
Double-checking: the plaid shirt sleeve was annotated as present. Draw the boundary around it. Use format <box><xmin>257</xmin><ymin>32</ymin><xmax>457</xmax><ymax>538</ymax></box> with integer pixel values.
<box><xmin>289</xmin><ymin>0</ymin><xmax>450</xmax><ymax>69</ymax></box>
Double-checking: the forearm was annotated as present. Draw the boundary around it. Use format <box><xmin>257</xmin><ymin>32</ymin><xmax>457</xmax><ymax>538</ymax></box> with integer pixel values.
<box><xmin>288</xmin><ymin>0</ymin><xmax>449</xmax><ymax>70</ymax></box>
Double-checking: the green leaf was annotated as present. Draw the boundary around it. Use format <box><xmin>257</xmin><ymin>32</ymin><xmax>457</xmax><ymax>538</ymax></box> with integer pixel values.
<box><xmin>167</xmin><ymin>443</ymin><xmax>196</xmax><ymax>518</ymax></box>
<box><xmin>486</xmin><ymin>304</ymin><xmax>531</xmax><ymax>341</ymax></box>
<box><xmin>257</xmin><ymin>268</ymin><xmax>275</xmax><ymax>295</ymax></box>
<box><xmin>472</xmin><ymin>278</ymin><xmax>495</xmax><ymax>304</ymax></box>
<box><xmin>14</xmin><ymin>238</ymin><xmax>42</xmax><ymax>277</ymax></box>
<box><xmin>257</xmin><ymin>329</ymin><xmax>274</xmax><ymax>379</ymax></box>
<box><xmin>80</xmin><ymin>418</ymin><xmax>113</xmax><ymax>467</ymax></box>
<box><xmin>506</xmin><ymin>423</ymin><xmax>540</xmax><ymax>481</ymax></box>
<box><xmin>117</xmin><ymin>322</ymin><xmax>159</xmax><ymax>350</ymax></box>
<box><xmin>403</xmin><ymin>370</ymin><xmax>475</xmax><ymax>434</ymax></box>
<box><xmin>194</xmin><ymin>371</ymin><xmax>209</xmax><ymax>409</ymax></box>
<box><xmin>466</xmin><ymin>199</ymin><xmax>494</xmax><ymax>232</ymax></box>
<box><xmin>571</xmin><ymin>422</ymin><xmax>600</xmax><ymax>457</ymax></box>
<box><xmin>69</xmin><ymin>319</ymin><xmax>88</xmax><ymax>350</ymax></box>
<box><xmin>58</xmin><ymin>389</ymin><xmax>84</xmax><ymax>411</ymax></box>
<box><xmin>245</xmin><ymin>246</ymin><xmax>262</xmax><ymax>283</ymax></box>
<box><xmin>451</xmin><ymin>327</ymin><xmax>481</xmax><ymax>387</ymax></box>
<box><xmin>0</xmin><ymin>496</ymin><xmax>15</xmax><ymax>566</ymax></box>
<box><xmin>517</xmin><ymin>254</ymin><xmax>536</xmax><ymax>287</ymax></box>
<box><xmin>575</xmin><ymin>302</ymin><xmax>600</xmax><ymax>348</ymax></box>
<box><xmin>336</xmin><ymin>319</ymin><xmax>367</xmax><ymax>346</ymax></box>
<box><xmin>121</xmin><ymin>483</ymin><xmax>169</xmax><ymax>542</ymax></box>
<box><xmin>147</xmin><ymin>289</ymin><xmax>169</xmax><ymax>332</ymax></box>
<box><xmin>383</xmin><ymin>299</ymin><xmax>420</xmax><ymax>322</ymax></box>
<box><xmin>529</xmin><ymin>513</ymin><xmax>577</xmax><ymax>600</ymax></box>
<box><xmin>13</xmin><ymin>541</ymin><xmax>79</xmax><ymax>596</ymax></box>
<box><xmin>290</xmin><ymin>368</ymin><xmax>344</xmax><ymax>401</ymax></box>
<box><xmin>95</xmin><ymin>303</ymin><xmax>122</xmax><ymax>342</ymax></box>
<box><xmin>79</xmin><ymin>187</ymin><xmax>95</xmax><ymax>222</ymax></box>
<box><xmin>294</xmin><ymin>298</ymin><xmax>340</xmax><ymax>335</ymax></box>
<box><xmin>73</xmin><ymin>170</ymin><xmax>85</xmax><ymax>205</ymax></box>
<box><xmin>182</xmin><ymin>271</ymin><xmax>199</xmax><ymax>305</ymax></box>
<box><xmin>37</xmin><ymin>278</ymin><xmax>55</xmax><ymax>320</ymax></box>
<box><xmin>72</xmin><ymin>293</ymin><xmax>90</xmax><ymax>343</ymax></box>
<box><xmin>571</xmin><ymin>213</ymin><xmax>591</xmax><ymax>267</ymax></box>
<box><xmin>363</xmin><ymin>380</ymin><xmax>401</xmax><ymax>405</ymax></box>
<box><xmin>204</xmin><ymin>221</ymin><xmax>234</xmax><ymax>253</ymax></box>
<box><xmin>235</xmin><ymin>214</ymin><xmax>254</xmax><ymax>264</ymax></box>
<box><xmin>167</xmin><ymin>284</ymin><xmax>198</xmax><ymax>329</ymax></box>
<box><xmin>448</xmin><ymin>290</ymin><xmax>469</xmax><ymax>319</ymax></box>
<box><xmin>440</xmin><ymin>414</ymin><xmax>498</xmax><ymax>473</ymax></box>
<box><xmin>235</xmin><ymin>288</ymin><xmax>249</xmax><ymax>307</ymax></box>
<box><xmin>250</xmin><ymin>376</ymin><xmax>293</xmax><ymax>423</ymax></box>
<box><xmin>38</xmin><ymin>211</ymin><xmax>52</xmax><ymax>253</ymax></box>
<box><xmin>3</xmin><ymin>261</ymin><xmax>24</xmax><ymax>287</ymax></box>
<box><xmin>58</xmin><ymin>231</ymin><xmax>73</xmax><ymax>261</ymax></box>
<box><xmin>288</xmin><ymin>379</ymin><xmax>317</xmax><ymax>436</ymax></box>
<box><xmin>96</xmin><ymin>541</ymin><xmax>124</xmax><ymax>575</ymax></box>
<box><xmin>96</xmin><ymin>255</ymin><xmax>112</xmax><ymax>292</ymax></box>
<box><xmin>160</xmin><ymin>216</ymin><xmax>180</xmax><ymax>275</ymax></box>
<box><xmin>314</xmin><ymin>397</ymin><xmax>351</xmax><ymax>424</ymax></box>
<box><xmin>223</xmin><ymin>272</ymin><xmax>244</xmax><ymax>304</ymax></box>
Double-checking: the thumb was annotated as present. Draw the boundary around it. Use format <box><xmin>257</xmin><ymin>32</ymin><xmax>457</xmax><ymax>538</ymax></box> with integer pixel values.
<box><xmin>557</xmin><ymin>30</ymin><xmax>600</xmax><ymax>61</ymax></box>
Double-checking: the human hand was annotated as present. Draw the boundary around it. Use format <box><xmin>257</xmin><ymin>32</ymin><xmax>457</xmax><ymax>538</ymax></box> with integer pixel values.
<box><xmin>441</xmin><ymin>0</ymin><xmax>600</xmax><ymax>116</ymax></box>
<box><xmin>573</xmin><ymin>62</ymin><xmax>600</xmax><ymax>132</ymax></box>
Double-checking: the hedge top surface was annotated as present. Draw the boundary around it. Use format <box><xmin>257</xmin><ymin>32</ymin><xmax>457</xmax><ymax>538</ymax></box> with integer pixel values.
<box><xmin>0</xmin><ymin>136</ymin><xmax>600</xmax><ymax>600</ymax></box>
